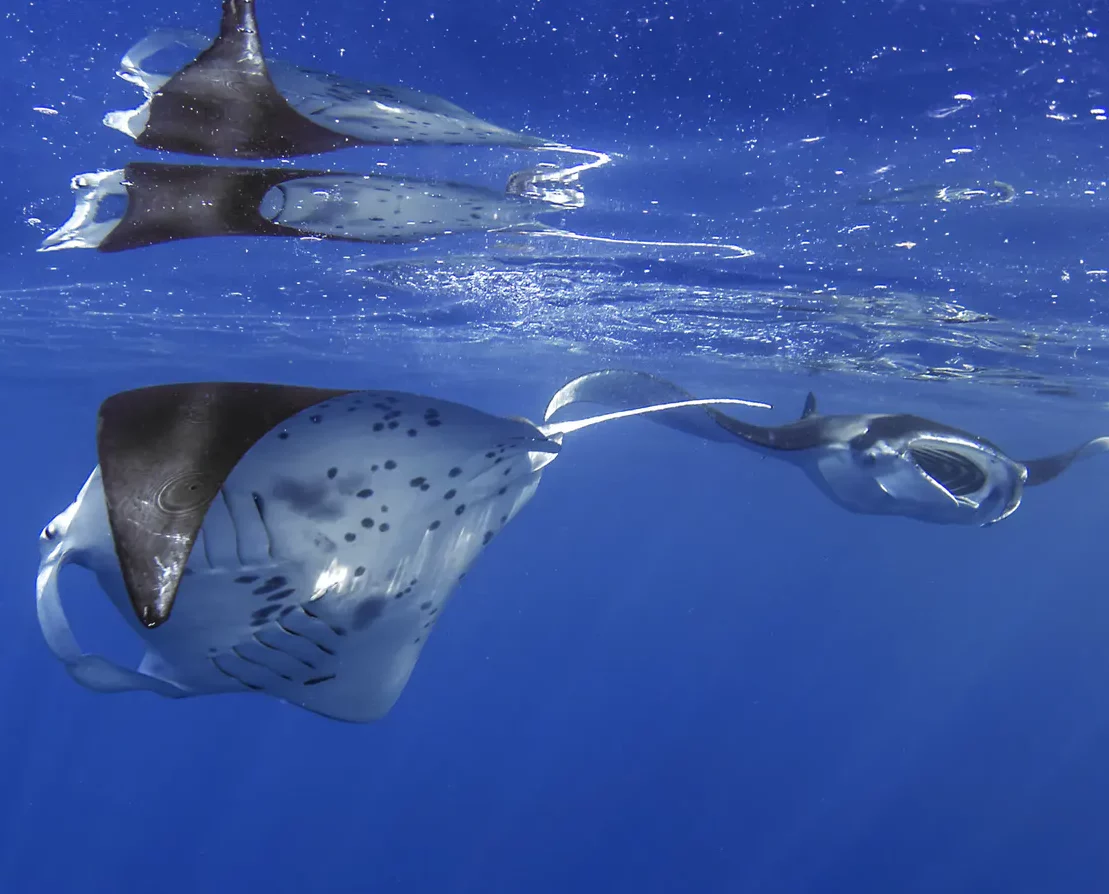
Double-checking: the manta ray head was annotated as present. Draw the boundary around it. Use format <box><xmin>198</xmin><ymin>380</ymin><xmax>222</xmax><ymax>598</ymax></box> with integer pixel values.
<box><xmin>849</xmin><ymin>426</ymin><xmax>1027</xmax><ymax>525</ymax></box>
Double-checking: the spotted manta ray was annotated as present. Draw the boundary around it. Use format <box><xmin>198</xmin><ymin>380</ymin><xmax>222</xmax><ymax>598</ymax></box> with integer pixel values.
<box><xmin>104</xmin><ymin>0</ymin><xmax>559</xmax><ymax>158</ymax></box>
<box><xmin>36</xmin><ymin>376</ymin><xmax>769</xmax><ymax>722</ymax></box>
<box><xmin>38</xmin><ymin>162</ymin><xmax>563</xmax><ymax>253</ymax></box>
<box><xmin>544</xmin><ymin>370</ymin><xmax>1109</xmax><ymax>526</ymax></box>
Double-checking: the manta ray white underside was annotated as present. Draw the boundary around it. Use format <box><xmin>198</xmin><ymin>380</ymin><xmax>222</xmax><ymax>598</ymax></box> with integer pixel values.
<box><xmin>37</xmin><ymin>379</ymin><xmax>770</xmax><ymax>722</ymax></box>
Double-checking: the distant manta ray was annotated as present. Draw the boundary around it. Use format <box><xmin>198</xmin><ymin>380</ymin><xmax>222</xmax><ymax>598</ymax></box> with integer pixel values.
<box><xmin>544</xmin><ymin>370</ymin><xmax>1109</xmax><ymax>526</ymax></box>
<box><xmin>104</xmin><ymin>0</ymin><xmax>565</xmax><ymax>158</ymax></box>
<box><xmin>36</xmin><ymin>375</ymin><xmax>770</xmax><ymax>722</ymax></box>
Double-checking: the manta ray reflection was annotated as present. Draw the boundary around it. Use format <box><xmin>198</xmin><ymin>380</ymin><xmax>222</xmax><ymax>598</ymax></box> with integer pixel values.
<box><xmin>36</xmin><ymin>374</ymin><xmax>769</xmax><ymax>723</ymax></box>
<box><xmin>38</xmin><ymin>162</ymin><xmax>571</xmax><ymax>253</ymax></box>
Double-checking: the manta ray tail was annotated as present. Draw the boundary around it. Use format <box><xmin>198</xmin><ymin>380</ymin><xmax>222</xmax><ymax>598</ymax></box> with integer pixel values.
<box><xmin>1021</xmin><ymin>436</ymin><xmax>1109</xmax><ymax>486</ymax></box>
<box><xmin>539</xmin><ymin>396</ymin><xmax>772</xmax><ymax>438</ymax></box>
<box><xmin>541</xmin><ymin>370</ymin><xmax>772</xmax><ymax>441</ymax></box>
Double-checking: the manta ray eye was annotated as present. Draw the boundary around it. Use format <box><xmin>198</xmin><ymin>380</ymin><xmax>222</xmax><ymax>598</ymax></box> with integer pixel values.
<box><xmin>41</xmin><ymin>523</ymin><xmax>57</xmax><ymax>541</ymax></box>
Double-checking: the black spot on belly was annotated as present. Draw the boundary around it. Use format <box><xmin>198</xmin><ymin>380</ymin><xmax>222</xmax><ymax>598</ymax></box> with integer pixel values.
<box><xmin>444</xmin><ymin>489</ymin><xmax>456</xmax><ymax>500</ymax></box>
<box><xmin>278</xmin><ymin>432</ymin><xmax>289</xmax><ymax>440</ymax></box>
<box><xmin>420</xmin><ymin>601</ymin><xmax>432</xmax><ymax>610</ymax></box>
<box><xmin>455</xmin><ymin>504</ymin><xmax>466</xmax><ymax>516</ymax></box>
<box><xmin>448</xmin><ymin>467</ymin><xmax>462</xmax><ymax>478</ymax></box>
<box><xmin>410</xmin><ymin>476</ymin><xmax>426</xmax><ymax>488</ymax></box>
<box><xmin>428</xmin><ymin>520</ymin><xmax>441</xmax><ymax>530</ymax></box>
<box><xmin>379</xmin><ymin>522</ymin><xmax>391</xmax><ymax>532</ymax></box>
<box><xmin>357</xmin><ymin>489</ymin><xmax>374</xmax><ymax>499</ymax></box>
<box><xmin>303</xmin><ymin>675</ymin><xmax>336</xmax><ymax>686</ymax></box>
<box><xmin>354</xmin><ymin>566</ymin><xmax>366</xmax><ymax>576</ymax></box>
<box><xmin>427</xmin><ymin>419</ymin><xmax>441</xmax><ymax>427</ymax></box>
<box><xmin>361</xmin><ymin>517</ymin><xmax>374</xmax><ymax>528</ymax></box>
<box><xmin>253</xmin><ymin>576</ymin><xmax>288</xmax><ymax>595</ymax></box>
<box><xmin>344</xmin><ymin>533</ymin><xmax>356</xmax><ymax>542</ymax></box>
<box><xmin>483</xmin><ymin>531</ymin><xmax>494</xmax><ymax>545</ymax></box>
<box><xmin>235</xmin><ymin>575</ymin><xmax>259</xmax><ymax>584</ymax></box>
<box><xmin>353</xmin><ymin>597</ymin><xmax>388</xmax><ymax>630</ymax></box>
<box><xmin>265</xmin><ymin>587</ymin><xmax>296</xmax><ymax>602</ymax></box>
<box><xmin>407</xmin><ymin>429</ymin><xmax>418</xmax><ymax>437</ymax></box>
<box><xmin>384</xmin><ymin>460</ymin><xmax>397</xmax><ymax>470</ymax></box>
<box><xmin>327</xmin><ymin>467</ymin><xmax>338</xmax><ymax>479</ymax></box>
<box><xmin>373</xmin><ymin>422</ymin><xmax>385</xmax><ymax>432</ymax></box>
<box><xmin>273</xmin><ymin>478</ymin><xmax>344</xmax><ymax>521</ymax></box>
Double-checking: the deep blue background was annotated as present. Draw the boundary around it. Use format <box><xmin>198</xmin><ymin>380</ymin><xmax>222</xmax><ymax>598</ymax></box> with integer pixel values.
<box><xmin>4</xmin><ymin>367</ymin><xmax>1109</xmax><ymax>893</ymax></box>
<box><xmin>3</xmin><ymin>1</ymin><xmax>1109</xmax><ymax>892</ymax></box>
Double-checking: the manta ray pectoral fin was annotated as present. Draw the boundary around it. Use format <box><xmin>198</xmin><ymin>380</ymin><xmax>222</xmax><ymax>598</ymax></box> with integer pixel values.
<box><xmin>97</xmin><ymin>382</ymin><xmax>352</xmax><ymax>628</ymax></box>
<box><xmin>801</xmin><ymin>392</ymin><xmax>818</xmax><ymax>419</ymax></box>
<box><xmin>1021</xmin><ymin>436</ymin><xmax>1109</xmax><ymax>486</ymax></box>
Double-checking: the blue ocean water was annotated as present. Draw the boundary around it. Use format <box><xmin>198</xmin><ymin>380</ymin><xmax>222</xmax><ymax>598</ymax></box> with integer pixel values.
<box><xmin>3</xmin><ymin>0</ymin><xmax>1109</xmax><ymax>891</ymax></box>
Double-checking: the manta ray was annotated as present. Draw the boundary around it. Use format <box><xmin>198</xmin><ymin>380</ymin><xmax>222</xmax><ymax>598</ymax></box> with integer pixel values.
<box><xmin>37</xmin><ymin>161</ymin><xmax>746</xmax><ymax>256</ymax></box>
<box><xmin>544</xmin><ymin>370</ymin><xmax>1109</xmax><ymax>526</ymax></box>
<box><xmin>38</xmin><ymin>162</ymin><xmax>565</xmax><ymax>253</ymax></box>
<box><xmin>36</xmin><ymin>376</ymin><xmax>769</xmax><ymax>722</ymax></box>
<box><xmin>104</xmin><ymin>0</ymin><xmax>559</xmax><ymax>158</ymax></box>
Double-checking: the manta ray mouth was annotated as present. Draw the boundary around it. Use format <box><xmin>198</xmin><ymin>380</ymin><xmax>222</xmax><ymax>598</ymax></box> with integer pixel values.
<box><xmin>907</xmin><ymin>445</ymin><xmax>988</xmax><ymax>498</ymax></box>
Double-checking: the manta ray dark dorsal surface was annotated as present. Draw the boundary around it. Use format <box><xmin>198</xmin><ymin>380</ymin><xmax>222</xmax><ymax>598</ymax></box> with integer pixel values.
<box><xmin>137</xmin><ymin>0</ymin><xmax>356</xmax><ymax>158</ymax></box>
<box><xmin>97</xmin><ymin>382</ymin><xmax>352</xmax><ymax>628</ymax></box>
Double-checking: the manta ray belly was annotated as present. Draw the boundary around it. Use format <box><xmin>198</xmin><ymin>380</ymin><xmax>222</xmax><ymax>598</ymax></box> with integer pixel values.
<box><xmin>261</xmin><ymin>175</ymin><xmax>541</xmax><ymax>243</ymax></box>
<box><xmin>269</xmin><ymin>64</ymin><xmax>549</xmax><ymax>148</ymax></box>
<box><xmin>147</xmin><ymin>390</ymin><xmax>555</xmax><ymax>722</ymax></box>
<box><xmin>44</xmin><ymin>390</ymin><xmax>558</xmax><ymax>723</ymax></box>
